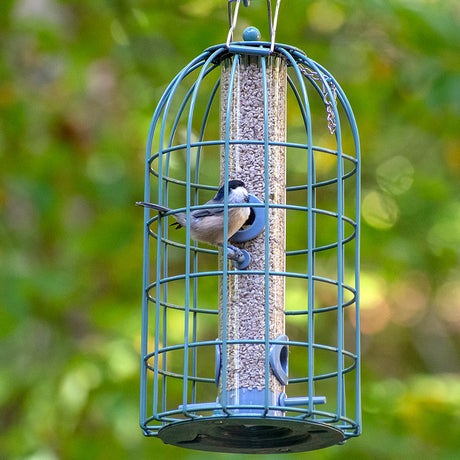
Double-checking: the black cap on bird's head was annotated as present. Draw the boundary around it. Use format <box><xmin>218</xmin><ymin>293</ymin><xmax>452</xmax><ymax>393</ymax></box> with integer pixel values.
<box><xmin>228</xmin><ymin>179</ymin><xmax>245</xmax><ymax>190</ymax></box>
<box><xmin>215</xmin><ymin>180</ymin><xmax>246</xmax><ymax>200</ymax></box>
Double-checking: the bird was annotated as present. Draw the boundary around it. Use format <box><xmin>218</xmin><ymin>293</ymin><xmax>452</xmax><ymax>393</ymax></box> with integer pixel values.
<box><xmin>136</xmin><ymin>180</ymin><xmax>251</xmax><ymax>259</ymax></box>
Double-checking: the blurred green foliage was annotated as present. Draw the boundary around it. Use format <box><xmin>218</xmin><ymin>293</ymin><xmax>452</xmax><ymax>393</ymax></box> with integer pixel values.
<box><xmin>0</xmin><ymin>0</ymin><xmax>459</xmax><ymax>459</ymax></box>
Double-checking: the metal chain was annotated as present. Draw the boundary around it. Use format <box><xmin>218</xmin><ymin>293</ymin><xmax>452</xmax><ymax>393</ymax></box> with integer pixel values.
<box><xmin>324</xmin><ymin>82</ymin><xmax>337</xmax><ymax>134</ymax></box>
<box><xmin>299</xmin><ymin>65</ymin><xmax>337</xmax><ymax>135</ymax></box>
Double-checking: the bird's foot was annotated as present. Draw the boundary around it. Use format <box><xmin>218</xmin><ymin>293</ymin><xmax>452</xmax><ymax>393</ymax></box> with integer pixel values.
<box><xmin>227</xmin><ymin>244</ymin><xmax>243</xmax><ymax>261</ymax></box>
<box><xmin>226</xmin><ymin>244</ymin><xmax>251</xmax><ymax>269</ymax></box>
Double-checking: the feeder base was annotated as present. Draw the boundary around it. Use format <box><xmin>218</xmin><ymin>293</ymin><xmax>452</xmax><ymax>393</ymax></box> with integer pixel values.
<box><xmin>158</xmin><ymin>416</ymin><xmax>344</xmax><ymax>454</ymax></box>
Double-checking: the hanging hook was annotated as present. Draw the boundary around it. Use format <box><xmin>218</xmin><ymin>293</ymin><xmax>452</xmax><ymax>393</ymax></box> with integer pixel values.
<box><xmin>269</xmin><ymin>0</ymin><xmax>281</xmax><ymax>52</ymax></box>
<box><xmin>226</xmin><ymin>0</ymin><xmax>281</xmax><ymax>52</ymax></box>
<box><xmin>226</xmin><ymin>1</ymin><xmax>245</xmax><ymax>48</ymax></box>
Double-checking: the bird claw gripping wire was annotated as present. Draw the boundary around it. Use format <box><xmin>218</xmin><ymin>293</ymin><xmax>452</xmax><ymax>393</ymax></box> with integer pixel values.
<box><xmin>227</xmin><ymin>244</ymin><xmax>251</xmax><ymax>269</ymax></box>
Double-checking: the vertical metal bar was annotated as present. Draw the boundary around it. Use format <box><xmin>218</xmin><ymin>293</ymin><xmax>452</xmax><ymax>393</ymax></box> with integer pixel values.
<box><xmin>355</xmin><ymin>151</ymin><xmax>362</xmax><ymax>434</ymax></box>
<box><xmin>340</xmin><ymin>87</ymin><xmax>362</xmax><ymax>435</ymax></box>
<box><xmin>334</xmin><ymin>81</ymin><xmax>362</xmax><ymax>434</ymax></box>
<box><xmin>153</xmin><ymin>99</ymin><xmax>168</xmax><ymax>421</ymax></box>
<box><xmin>191</xmin><ymin>254</ymin><xmax>198</xmax><ymax>405</ymax></box>
<box><xmin>140</xmin><ymin>110</ymin><xmax>156</xmax><ymax>430</ymax></box>
<box><xmin>220</xmin><ymin>53</ymin><xmax>240</xmax><ymax>411</ymax></box>
<box><xmin>278</xmin><ymin>48</ymin><xmax>314</xmax><ymax>417</ymax></box>
<box><xmin>162</xmin><ymin>169</ymin><xmax>168</xmax><ymax>415</ymax></box>
<box><xmin>310</xmin><ymin>144</ymin><xmax>317</xmax><ymax>420</ymax></box>
<box><xmin>261</xmin><ymin>55</ymin><xmax>271</xmax><ymax>414</ymax></box>
<box><xmin>162</xmin><ymin>142</ymin><xmax>173</xmax><ymax>415</ymax></box>
<box><xmin>305</xmin><ymin>74</ymin><xmax>315</xmax><ymax>418</ymax></box>
<box><xmin>335</xmin><ymin>108</ymin><xmax>345</xmax><ymax>420</ymax></box>
<box><xmin>183</xmin><ymin>97</ymin><xmax>192</xmax><ymax>414</ymax></box>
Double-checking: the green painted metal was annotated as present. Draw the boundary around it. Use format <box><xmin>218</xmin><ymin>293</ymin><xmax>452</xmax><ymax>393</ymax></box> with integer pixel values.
<box><xmin>140</xmin><ymin>39</ymin><xmax>361</xmax><ymax>452</ymax></box>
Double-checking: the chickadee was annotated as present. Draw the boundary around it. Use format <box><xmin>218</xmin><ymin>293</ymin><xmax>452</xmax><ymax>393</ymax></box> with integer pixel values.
<box><xmin>136</xmin><ymin>180</ymin><xmax>250</xmax><ymax>249</ymax></box>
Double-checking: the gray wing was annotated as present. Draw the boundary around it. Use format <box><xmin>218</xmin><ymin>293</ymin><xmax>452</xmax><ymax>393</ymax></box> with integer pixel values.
<box><xmin>191</xmin><ymin>208</ymin><xmax>223</xmax><ymax>219</ymax></box>
<box><xmin>191</xmin><ymin>198</ymin><xmax>224</xmax><ymax>219</ymax></box>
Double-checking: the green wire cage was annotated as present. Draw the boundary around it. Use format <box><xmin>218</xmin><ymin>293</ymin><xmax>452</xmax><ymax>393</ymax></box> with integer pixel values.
<box><xmin>139</xmin><ymin>1</ymin><xmax>361</xmax><ymax>453</ymax></box>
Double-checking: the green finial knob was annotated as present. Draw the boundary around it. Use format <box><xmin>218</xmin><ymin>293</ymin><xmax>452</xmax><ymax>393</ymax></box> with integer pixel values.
<box><xmin>243</xmin><ymin>26</ymin><xmax>261</xmax><ymax>42</ymax></box>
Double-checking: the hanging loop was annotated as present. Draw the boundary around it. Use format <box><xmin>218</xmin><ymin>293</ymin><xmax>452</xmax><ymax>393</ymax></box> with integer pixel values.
<box><xmin>226</xmin><ymin>0</ymin><xmax>281</xmax><ymax>52</ymax></box>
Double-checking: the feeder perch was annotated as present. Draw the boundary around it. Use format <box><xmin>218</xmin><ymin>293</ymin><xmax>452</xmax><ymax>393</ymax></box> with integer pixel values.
<box><xmin>139</xmin><ymin>0</ymin><xmax>361</xmax><ymax>454</ymax></box>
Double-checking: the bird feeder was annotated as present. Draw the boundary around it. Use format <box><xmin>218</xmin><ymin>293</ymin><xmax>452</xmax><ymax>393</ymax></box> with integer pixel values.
<box><xmin>139</xmin><ymin>0</ymin><xmax>361</xmax><ymax>454</ymax></box>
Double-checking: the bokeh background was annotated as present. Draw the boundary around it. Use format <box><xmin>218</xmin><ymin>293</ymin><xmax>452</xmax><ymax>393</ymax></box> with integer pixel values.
<box><xmin>1</xmin><ymin>1</ymin><xmax>459</xmax><ymax>459</ymax></box>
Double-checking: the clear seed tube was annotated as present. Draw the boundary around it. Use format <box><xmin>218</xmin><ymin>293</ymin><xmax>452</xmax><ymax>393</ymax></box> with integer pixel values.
<box><xmin>219</xmin><ymin>53</ymin><xmax>287</xmax><ymax>414</ymax></box>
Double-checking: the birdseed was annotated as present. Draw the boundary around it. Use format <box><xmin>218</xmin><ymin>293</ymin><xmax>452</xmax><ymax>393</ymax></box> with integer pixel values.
<box><xmin>218</xmin><ymin>53</ymin><xmax>287</xmax><ymax>398</ymax></box>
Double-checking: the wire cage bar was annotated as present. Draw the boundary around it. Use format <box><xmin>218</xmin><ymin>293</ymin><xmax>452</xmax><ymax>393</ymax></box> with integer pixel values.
<box><xmin>140</xmin><ymin>39</ymin><xmax>360</xmax><ymax>454</ymax></box>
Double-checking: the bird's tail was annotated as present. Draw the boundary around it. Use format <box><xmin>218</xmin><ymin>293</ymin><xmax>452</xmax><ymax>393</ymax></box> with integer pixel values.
<box><xmin>136</xmin><ymin>202</ymin><xmax>170</xmax><ymax>213</ymax></box>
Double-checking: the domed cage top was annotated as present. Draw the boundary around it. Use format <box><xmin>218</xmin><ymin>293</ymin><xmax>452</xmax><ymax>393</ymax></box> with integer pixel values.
<box><xmin>139</xmin><ymin>4</ymin><xmax>360</xmax><ymax>454</ymax></box>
